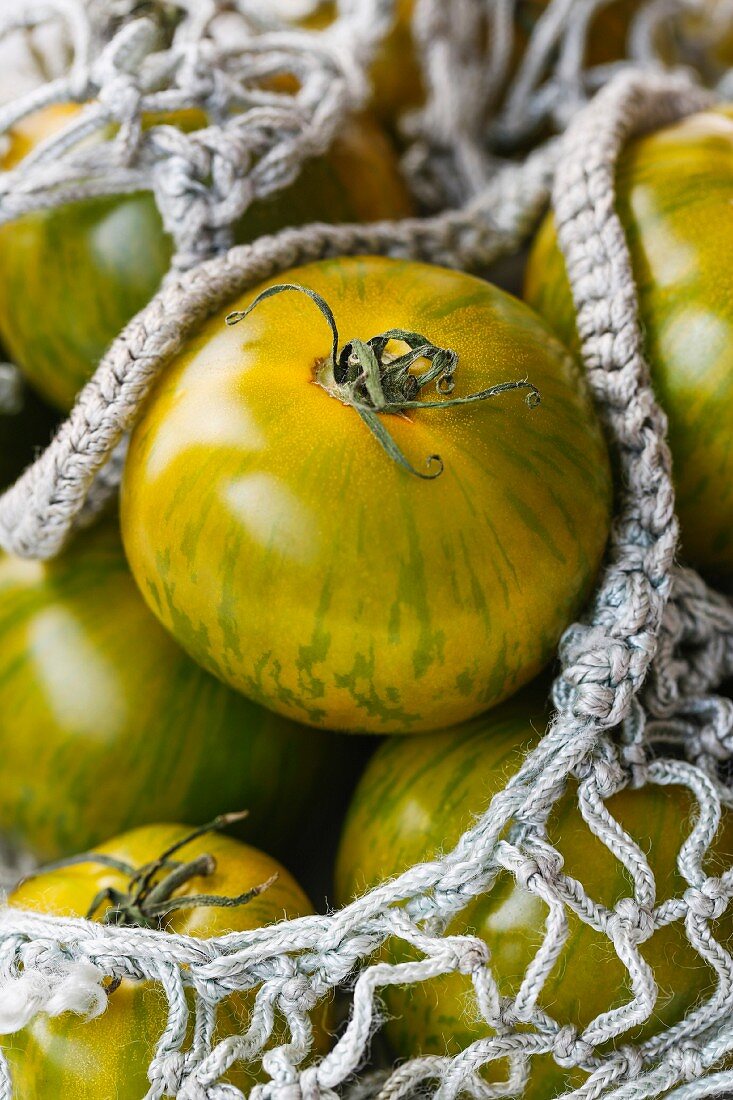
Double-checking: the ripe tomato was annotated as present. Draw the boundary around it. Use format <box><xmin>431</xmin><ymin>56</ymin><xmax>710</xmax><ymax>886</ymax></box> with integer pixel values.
<box><xmin>4</xmin><ymin>822</ymin><xmax>330</xmax><ymax>1098</ymax></box>
<box><xmin>0</xmin><ymin>104</ymin><xmax>412</xmax><ymax>410</ymax></box>
<box><xmin>0</xmin><ymin>515</ymin><xmax>342</xmax><ymax>861</ymax></box>
<box><xmin>525</xmin><ymin>106</ymin><xmax>733</xmax><ymax>583</ymax></box>
<box><xmin>121</xmin><ymin>255</ymin><xmax>612</xmax><ymax>734</ymax></box>
<box><xmin>335</xmin><ymin>692</ymin><xmax>733</xmax><ymax>1099</ymax></box>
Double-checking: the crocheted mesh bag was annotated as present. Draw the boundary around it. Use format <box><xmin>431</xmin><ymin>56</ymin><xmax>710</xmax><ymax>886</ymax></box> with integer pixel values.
<box><xmin>0</xmin><ymin>2</ymin><xmax>732</xmax><ymax>1098</ymax></box>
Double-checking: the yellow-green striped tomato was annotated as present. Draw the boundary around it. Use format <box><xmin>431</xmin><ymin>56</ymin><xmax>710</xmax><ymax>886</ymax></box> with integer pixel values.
<box><xmin>0</xmin><ymin>515</ymin><xmax>341</xmax><ymax>861</ymax></box>
<box><xmin>121</xmin><ymin>256</ymin><xmax>612</xmax><ymax>734</ymax></box>
<box><xmin>5</xmin><ymin>824</ymin><xmax>330</xmax><ymax>1098</ymax></box>
<box><xmin>0</xmin><ymin>104</ymin><xmax>412</xmax><ymax>410</ymax></box>
<box><xmin>335</xmin><ymin>693</ymin><xmax>733</xmax><ymax>1099</ymax></box>
<box><xmin>525</xmin><ymin>106</ymin><xmax>733</xmax><ymax>583</ymax></box>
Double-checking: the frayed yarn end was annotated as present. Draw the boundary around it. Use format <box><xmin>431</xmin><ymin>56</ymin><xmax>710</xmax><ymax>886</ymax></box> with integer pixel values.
<box><xmin>0</xmin><ymin>961</ymin><xmax>107</xmax><ymax>1034</ymax></box>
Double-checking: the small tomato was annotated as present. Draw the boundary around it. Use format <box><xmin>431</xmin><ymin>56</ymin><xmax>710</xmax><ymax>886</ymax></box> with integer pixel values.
<box><xmin>5</xmin><ymin>820</ymin><xmax>330</xmax><ymax>1098</ymax></box>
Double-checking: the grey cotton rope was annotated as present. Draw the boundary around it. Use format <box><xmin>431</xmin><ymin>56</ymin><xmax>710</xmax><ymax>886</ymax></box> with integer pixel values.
<box><xmin>0</xmin><ymin>3</ymin><xmax>732</xmax><ymax>1099</ymax></box>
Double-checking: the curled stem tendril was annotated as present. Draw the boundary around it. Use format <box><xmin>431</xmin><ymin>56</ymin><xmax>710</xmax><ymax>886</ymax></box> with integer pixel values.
<box><xmin>226</xmin><ymin>284</ymin><xmax>541</xmax><ymax>479</ymax></box>
<box><xmin>25</xmin><ymin>810</ymin><xmax>277</xmax><ymax>933</ymax></box>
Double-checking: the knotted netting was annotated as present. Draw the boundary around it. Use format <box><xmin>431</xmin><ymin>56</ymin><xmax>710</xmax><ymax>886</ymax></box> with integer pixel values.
<box><xmin>0</xmin><ymin>1</ymin><xmax>732</xmax><ymax>1098</ymax></box>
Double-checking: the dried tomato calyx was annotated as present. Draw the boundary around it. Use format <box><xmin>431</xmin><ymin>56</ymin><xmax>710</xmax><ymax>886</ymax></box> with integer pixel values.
<box><xmin>226</xmin><ymin>283</ymin><xmax>540</xmax><ymax>480</ymax></box>
<box><xmin>27</xmin><ymin>811</ymin><xmax>277</xmax><ymax>930</ymax></box>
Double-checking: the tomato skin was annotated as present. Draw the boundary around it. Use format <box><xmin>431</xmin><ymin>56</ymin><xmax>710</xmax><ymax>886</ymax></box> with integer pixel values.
<box><xmin>0</xmin><ymin>106</ymin><xmax>412</xmax><ymax>410</ymax></box>
<box><xmin>5</xmin><ymin>825</ymin><xmax>330</xmax><ymax>1099</ymax></box>
<box><xmin>121</xmin><ymin>255</ymin><xmax>611</xmax><ymax>734</ymax></box>
<box><xmin>335</xmin><ymin>692</ymin><xmax>733</xmax><ymax>1098</ymax></box>
<box><xmin>0</xmin><ymin>515</ymin><xmax>342</xmax><ymax>862</ymax></box>
<box><xmin>525</xmin><ymin>106</ymin><xmax>733</xmax><ymax>583</ymax></box>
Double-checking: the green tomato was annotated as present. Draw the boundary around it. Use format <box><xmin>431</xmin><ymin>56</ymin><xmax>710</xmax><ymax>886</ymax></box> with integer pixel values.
<box><xmin>0</xmin><ymin>514</ymin><xmax>344</xmax><ymax>862</ymax></box>
<box><xmin>525</xmin><ymin>105</ymin><xmax>733</xmax><ymax>583</ymax></box>
<box><xmin>5</xmin><ymin>823</ymin><xmax>331</xmax><ymax>1098</ymax></box>
<box><xmin>335</xmin><ymin>691</ymin><xmax>733</xmax><ymax>1098</ymax></box>
<box><xmin>121</xmin><ymin>255</ymin><xmax>612</xmax><ymax>734</ymax></box>
<box><xmin>0</xmin><ymin>105</ymin><xmax>412</xmax><ymax>410</ymax></box>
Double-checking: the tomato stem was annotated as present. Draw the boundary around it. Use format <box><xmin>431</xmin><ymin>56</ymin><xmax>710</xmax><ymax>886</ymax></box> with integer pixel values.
<box><xmin>126</xmin><ymin>810</ymin><xmax>249</xmax><ymax>908</ymax></box>
<box><xmin>29</xmin><ymin>811</ymin><xmax>277</xmax><ymax>931</ymax></box>
<box><xmin>226</xmin><ymin>284</ymin><xmax>541</xmax><ymax>478</ymax></box>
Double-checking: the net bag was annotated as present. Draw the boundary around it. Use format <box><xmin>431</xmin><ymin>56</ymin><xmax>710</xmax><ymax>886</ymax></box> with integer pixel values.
<box><xmin>0</xmin><ymin>3</ymin><xmax>732</xmax><ymax>1099</ymax></box>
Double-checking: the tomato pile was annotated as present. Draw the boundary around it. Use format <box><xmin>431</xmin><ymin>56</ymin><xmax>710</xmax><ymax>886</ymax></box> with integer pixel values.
<box><xmin>0</xmin><ymin>8</ymin><xmax>732</xmax><ymax>1099</ymax></box>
